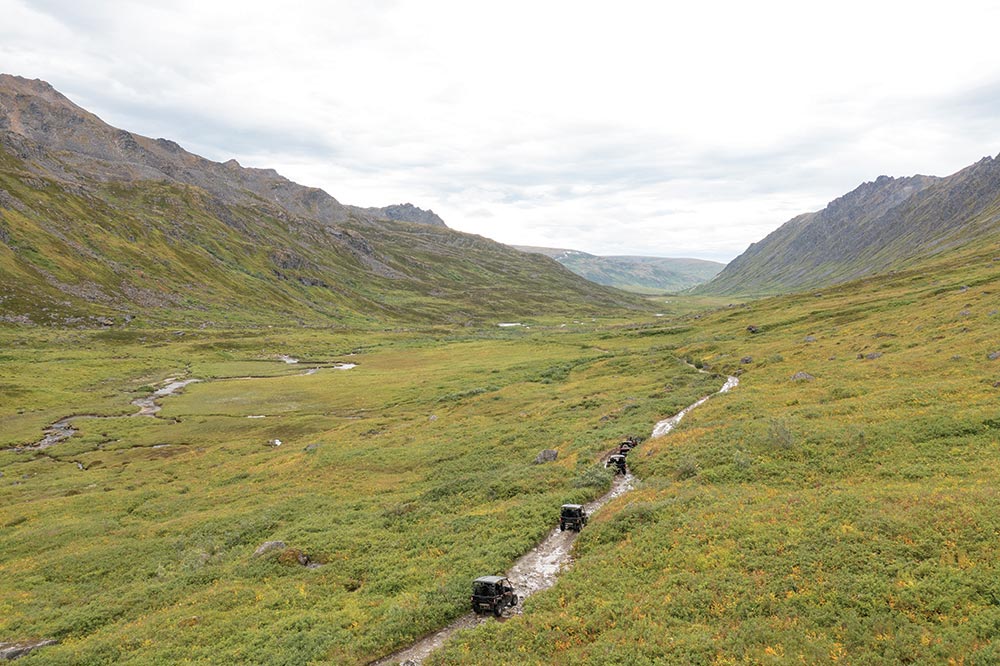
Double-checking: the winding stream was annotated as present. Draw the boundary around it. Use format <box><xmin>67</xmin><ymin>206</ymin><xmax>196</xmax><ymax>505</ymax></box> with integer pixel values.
<box><xmin>371</xmin><ymin>374</ymin><xmax>739</xmax><ymax>666</ymax></box>
<box><xmin>5</xmin><ymin>361</ymin><xmax>356</xmax><ymax>454</ymax></box>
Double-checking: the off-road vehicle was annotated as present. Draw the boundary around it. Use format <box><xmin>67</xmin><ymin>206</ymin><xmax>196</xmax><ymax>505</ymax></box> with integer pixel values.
<box><xmin>471</xmin><ymin>575</ymin><xmax>518</xmax><ymax>617</ymax></box>
<box><xmin>559</xmin><ymin>504</ymin><xmax>588</xmax><ymax>532</ymax></box>
<box><xmin>606</xmin><ymin>453</ymin><xmax>627</xmax><ymax>474</ymax></box>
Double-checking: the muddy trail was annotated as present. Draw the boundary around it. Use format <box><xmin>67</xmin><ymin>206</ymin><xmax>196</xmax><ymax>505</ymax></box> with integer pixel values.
<box><xmin>371</xmin><ymin>374</ymin><xmax>739</xmax><ymax>666</ymax></box>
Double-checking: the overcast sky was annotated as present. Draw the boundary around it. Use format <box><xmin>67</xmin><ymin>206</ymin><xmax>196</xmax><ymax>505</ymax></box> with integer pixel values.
<box><xmin>3</xmin><ymin>1</ymin><xmax>1000</xmax><ymax>262</ymax></box>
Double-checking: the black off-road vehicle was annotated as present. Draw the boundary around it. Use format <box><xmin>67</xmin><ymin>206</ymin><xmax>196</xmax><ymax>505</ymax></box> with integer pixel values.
<box><xmin>471</xmin><ymin>576</ymin><xmax>518</xmax><ymax>617</ymax></box>
<box><xmin>606</xmin><ymin>453</ymin><xmax>627</xmax><ymax>475</ymax></box>
<box><xmin>559</xmin><ymin>504</ymin><xmax>588</xmax><ymax>532</ymax></box>
<box><xmin>619</xmin><ymin>435</ymin><xmax>640</xmax><ymax>455</ymax></box>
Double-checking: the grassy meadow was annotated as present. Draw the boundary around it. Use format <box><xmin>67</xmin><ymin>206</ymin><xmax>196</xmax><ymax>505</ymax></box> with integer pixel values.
<box><xmin>0</xmin><ymin>319</ymin><xmax>717</xmax><ymax>664</ymax></box>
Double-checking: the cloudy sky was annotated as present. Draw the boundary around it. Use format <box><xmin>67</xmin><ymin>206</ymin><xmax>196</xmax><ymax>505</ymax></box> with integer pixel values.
<box><xmin>3</xmin><ymin>1</ymin><xmax>1000</xmax><ymax>262</ymax></box>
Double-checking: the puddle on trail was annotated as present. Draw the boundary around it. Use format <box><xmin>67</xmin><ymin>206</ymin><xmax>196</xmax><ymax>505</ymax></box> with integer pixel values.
<box><xmin>371</xmin><ymin>376</ymin><xmax>738</xmax><ymax>666</ymax></box>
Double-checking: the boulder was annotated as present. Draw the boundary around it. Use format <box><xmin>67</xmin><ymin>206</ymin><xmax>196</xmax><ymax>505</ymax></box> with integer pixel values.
<box><xmin>253</xmin><ymin>541</ymin><xmax>286</xmax><ymax>558</ymax></box>
<box><xmin>746</xmin><ymin>325</ymin><xmax>760</xmax><ymax>334</ymax></box>
<box><xmin>740</xmin><ymin>356</ymin><xmax>753</xmax><ymax>364</ymax></box>
<box><xmin>532</xmin><ymin>449</ymin><xmax>558</xmax><ymax>464</ymax></box>
<box><xmin>790</xmin><ymin>371</ymin><xmax>815</xmax><ymax>382</ymax></box>
<box><xmin>988</xmin><ymin>351</ymin><xmax>1000</xmax><ymax>361</ymax></box>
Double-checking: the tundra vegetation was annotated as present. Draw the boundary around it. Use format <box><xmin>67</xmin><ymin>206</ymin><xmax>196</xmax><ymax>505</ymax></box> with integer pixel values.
<box><xmin>431</xmin><ymin>236</ymin><xmax>1000</xmax><ymax>664</ymax></box>
<box><xmin>1</xmin><ymin>239</ymin><xmax>999</xmax><ymax>664</ymax></box>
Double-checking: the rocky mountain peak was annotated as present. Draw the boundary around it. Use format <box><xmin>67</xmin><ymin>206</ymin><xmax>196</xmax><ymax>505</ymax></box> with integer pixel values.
<box><xmin>353</xmin><ymin>202</ymin><xmax>447</xmax><ymax>227</ymax></box>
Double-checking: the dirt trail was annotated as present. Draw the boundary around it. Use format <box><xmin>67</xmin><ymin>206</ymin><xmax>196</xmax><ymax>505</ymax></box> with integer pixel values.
<box><xmin>371</xmin><ymin>375</ymin><xmax>738</xmax><ymax>666</ymax></box>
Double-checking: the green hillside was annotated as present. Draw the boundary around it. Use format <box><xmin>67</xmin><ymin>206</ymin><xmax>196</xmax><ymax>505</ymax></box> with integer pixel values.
<box><xmin>0</xmin><ymin>74</ymin><xmax>645</xmax><ymax>327</ymax></box>
<box><xmin>516</xmin><ymin>246</ymin><xmax>724</xmax><ymax>293</ymax></box>
<box><xmin>0</xmin><ymin>145</ymin><xmax>645</xmax><ymax>327</ymax></box>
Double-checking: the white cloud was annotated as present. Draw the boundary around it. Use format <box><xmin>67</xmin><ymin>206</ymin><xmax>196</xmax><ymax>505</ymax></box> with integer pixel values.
<box><xmin>3</xmin><ymin>0</ymin><xmax>1000</xmax><ymax>262</ymax></box>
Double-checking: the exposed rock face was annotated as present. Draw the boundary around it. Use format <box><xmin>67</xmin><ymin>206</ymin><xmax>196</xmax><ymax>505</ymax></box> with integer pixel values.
<box><xmin>532</xmin><ymin>449</ymin><xmax>559</xmax><ymax>464</ymax></box>
<box><xmin>354</xmin><ymin>202</ymin><xmax>447</xmax><ymax>227</ymax></box>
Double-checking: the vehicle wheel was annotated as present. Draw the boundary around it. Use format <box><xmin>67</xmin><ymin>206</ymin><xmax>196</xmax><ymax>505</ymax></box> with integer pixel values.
<box><xmin>493</xmin><ymin>605</ymin><xmax>503</xmax><ymax>618</ymax></box>
<box><xmin>559</xmin><ymin>523</ymin><xmax>565</xmax><ymax>531</ymax></box>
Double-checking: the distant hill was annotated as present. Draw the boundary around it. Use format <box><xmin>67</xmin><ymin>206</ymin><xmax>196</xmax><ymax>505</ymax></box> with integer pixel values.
<box><xmin>514</xmin><ymin>246</ymin><xmax>725</xmax><ymax>293</ymax></box>
<box><xmin>698</xmin><ymin>155</ymin><xmax>1000</xmax><ymax>295</ymax></box>
<box><xmin>0</xmin><ymin>74</ymin><xmax>646</xmax><ymax>326</ymax></box>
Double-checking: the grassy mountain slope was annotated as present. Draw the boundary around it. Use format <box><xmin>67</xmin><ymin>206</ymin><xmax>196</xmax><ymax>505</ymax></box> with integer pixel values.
<box><xmin>431</xmin><ymin>229</ymin><xmax>1000</xmax><ymax>664</ymax></box>
<box><xmin>701</xmin><ymin>156</ymin><xmax>1000</xmax><ymax>295</ymax></box>
<box><xmin>0</xmin><ymin>76</ymin><xmax>646</xmax><ymax>325</ymax></box>
<box><xmin>515</xmin><ymin>246</ymin><xmax>724</xmax><ymax>293</ymax></box>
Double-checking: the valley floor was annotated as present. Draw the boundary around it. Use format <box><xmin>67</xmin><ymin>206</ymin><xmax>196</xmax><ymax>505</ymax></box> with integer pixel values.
<box><xmin>2</xmin><ymin>243</ymin><xmax>999</xmax><ymax>664</ymax></box>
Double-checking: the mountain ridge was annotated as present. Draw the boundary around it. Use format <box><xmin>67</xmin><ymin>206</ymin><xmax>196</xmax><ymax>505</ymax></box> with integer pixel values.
<box><xmin>0</xmin><ymin>74</ymin><xmax>645</xmax><ymax>326</ymax></box>
<box><xmin>514</xmin><ymin>245</ymin><xmax>724</xmax><ymax>293</ymax></box>
<box><xmin>698</xmin><ymin>157</ymin><xmax>1000</xmax><ymax>295</ymax></box>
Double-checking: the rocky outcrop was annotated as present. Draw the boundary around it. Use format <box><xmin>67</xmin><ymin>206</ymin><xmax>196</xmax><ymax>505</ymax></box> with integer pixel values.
<box><xmin>532</xmin><ymin>449</ymin><xmax>559</xmax><ymax>464</ymax></box>
<box><xmin>354</xmin><ymin>203</ymin><xmax>447</xmax><ymax>227</ymax></box>
<box><xmin>0</xmin><ymin>639</ymin><xmax>57</xmax><ymax>660</ymax></box>
<box><xmin>252</xmin><ymin>541</ymin><xmax>287</xmax><ymax>557</ymax></box>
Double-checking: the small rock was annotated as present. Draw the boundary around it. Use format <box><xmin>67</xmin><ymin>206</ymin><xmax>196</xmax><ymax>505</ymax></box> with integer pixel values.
<box><xmin>790</xmin><ymin>371</ymin><xmax>815</xmax><ymax>382</ymax></box>
<box><xmin>804</xmin><ymin>335</ymin><xmax>816</xmax><ymax>343</ymax></box>
<box><xmin>253</xmin><ymin>541</ymin><xmax>286</xmax><ymax>558</ymax></box>
<box><xmin>304</xmin><ymin>443</ymin><xmax>319</xmax><ymax>453</ymax></box>
<box><xmin>959</xmin><ymin>309</ymin><xmax>971</xmax><ymax>317</ymax></box>
<box><xmin>740</xmin><ymin>356</ymin><xmax>753</xmax><ymax>364</ymax></box>
<box><xmin>532</xmin><ymin>449</ymin><xmax>559</xmax><ymax>464</ymax></box>
<box><xmin>747</xmin><ymin>325</ymin><xmax>760</xmax><ymax>334</ymax></box>
<box><xmin>988</xmin><ymin>351</ymin><xmax>1000</xmax><ymax>361</ymax></box>
<box><xmin>865</xmin><ymin>352</ymin><xmax>883</xmax><ymax>360</ymax></box>
<box><xmin>960</xmin><ymin>285</ymin><xmax>970</xmax><ymax>292</ymax></box>
<box><xmin>266</xmin><ymin>438</ymin><xmax>282</xmax><ymax>447</ymax></box>
<box><xmin>0</xmin><ymin>640</ymin><xmax>58</xmax><ymax>659</ymax></box>
<box><xmin>428</xmin><ymin>414</ymin><xmax>438</xmax><ymax>421</ymax></box>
